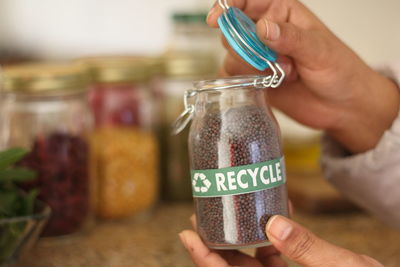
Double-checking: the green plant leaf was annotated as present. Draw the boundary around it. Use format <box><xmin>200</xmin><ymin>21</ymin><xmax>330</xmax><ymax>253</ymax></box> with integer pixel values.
<box><xmin>0</xmin><ymin>147</ymin><xmax>39</xmax><ymax>223</ymax></box>
<box><xmin>0</xmin><ymin>148</ymin><xmax>29</xmax><ymax>171</ymax></box>
<box><xmin>0</xmin><ymin>224</ymin><xmax>23</xmax><ymax>262</ymax></box>
<box><xmin>0</xmin><ymin>168</ymin><xmax>37</xmax><ymax>183</ymax></box>
<box><xmin>24</xmin><ymin>189</ymin><xmax>39</xmax><ymax>215</ymax></box>
<box><xmin>0</xmin><ymin>191</ymin><xmax>18</xmax><ymax>217</ymax></box>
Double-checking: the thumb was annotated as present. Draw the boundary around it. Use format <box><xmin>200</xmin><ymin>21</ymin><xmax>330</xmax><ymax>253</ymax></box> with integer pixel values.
<box><xmin>265</xmin><ymin>216</ymin><xmax>381</xmax><ymax>267</ymax></box>
<box><xmin>256</xmin><ymin>19</ymin><xmax>329</xmax><ymax>69</ymax></box>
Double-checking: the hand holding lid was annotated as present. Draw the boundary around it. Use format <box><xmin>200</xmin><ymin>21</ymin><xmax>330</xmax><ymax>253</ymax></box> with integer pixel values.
<box><xmin>217</xmin><ymin>0</ymin><xmax>285</xmax><ymax>87</ymax></box>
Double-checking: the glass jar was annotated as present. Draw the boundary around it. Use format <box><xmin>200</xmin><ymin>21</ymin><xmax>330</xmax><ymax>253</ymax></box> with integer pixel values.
<box><xmin>142</xmin><ymin>56</ymin><xmax>165</xmax><ymax>131</ymax></box>
<box><xmin>161</xmin><ymin>52</ymin><xmax>217</xmax><ymax>201</ymax></box>
<box><xmin>275</xmin><ymin>110</ymin><xmax>322</xmax><ymax>175</ymax></box>
<box><xmin>82</xmin><ymin>56</ymin><xmax>159</xmax><ymax>219</ymax></box>
<box><xmin>0</xmin><ymin>63</ymin><xmax>92</xmax><ymax>237</ymax></box>
<box><xmin>176</xmin><ymin>76</ymin><xmax>289</xmax><ymax>249</ymax></box>
<box><xmin>167</xmin><ymin>11</ymin><xmax>223</xmax><ymax>62</ymax></box>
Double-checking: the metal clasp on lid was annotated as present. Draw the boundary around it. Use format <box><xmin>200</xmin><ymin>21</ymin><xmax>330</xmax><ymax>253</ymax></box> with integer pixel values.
<box><xmin>218</xmin><ymin>0</ymin><xmax>230</xmax><ymax>10</ymax></box>
<box><xmin>217</xmin><ymin>0</ymin><xmax>285</xmax><ymax>88</ymax></box>
<box><xmin>171</xmin><ymin>90</ymin><xmax>198</xmax><ymax>135</ymax></box>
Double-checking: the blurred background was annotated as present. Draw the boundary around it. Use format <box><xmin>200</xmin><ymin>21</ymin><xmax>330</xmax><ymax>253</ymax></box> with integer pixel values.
<box><xmin>0</xmin><ymin>0</ymin><xmax>399</xmax><ymax>266</ymax></box>
<box><xmin>1</xmin><ymin>0</ymin><xmax>400</xmax><ymax>63</ymax></box>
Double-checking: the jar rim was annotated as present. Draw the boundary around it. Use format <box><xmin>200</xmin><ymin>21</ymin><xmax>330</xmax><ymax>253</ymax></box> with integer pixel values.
<box><xmin>77</xmin><ymin>56</ymin><xmax>151</xmax><ymax>84</ymax></box>
<box><xmin>1</xmin><ymin>62</ymin><xmax>89</xmax><ymax>95</ymax></box>
<box><xmin>164</xmin><ymin>52</ymin><xmax>217</xmax><ymax>79</ymax></box>
<box><xmin>193</xmin><ymin>75</ymin><xmax>271</xmax><ymax>92</ymax></box>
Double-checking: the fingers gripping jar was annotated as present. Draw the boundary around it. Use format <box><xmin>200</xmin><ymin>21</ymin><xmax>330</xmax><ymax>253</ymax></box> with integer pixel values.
<box><xmin>174</xmin><ymin>76</ymin><xmax>289</xmax><ymax>249</ymax></box>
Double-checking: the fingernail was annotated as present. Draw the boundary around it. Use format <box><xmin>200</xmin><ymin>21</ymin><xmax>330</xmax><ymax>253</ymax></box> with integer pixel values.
<box><xmin>179</xmin><ymin>232</ymin><xmax>189</xmax><ymax>250</ymax></box>
<box><xmin>263</xmin><ymin>19</ymin><xmax>281</xmax><ymax>41</ymax></box>
<box><xmin>266</xmin><ymin>216</ymin><xmax>293</xmax><ymax>241</ymax></box>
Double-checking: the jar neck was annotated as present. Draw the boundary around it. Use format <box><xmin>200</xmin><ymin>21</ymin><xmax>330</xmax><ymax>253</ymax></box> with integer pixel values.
<box><xmin>1</xmin><ymin>91</ymin><xmax>88</xmax><ymax>102</ymax></box>
<box><xmin>90</xmin><ymin>81</ymin><xmax>143</xmax><ymax>92</ymax></box>
<box><xmin>193</xmin><ymin>86</ymin><xmax>268</xmax><ymax>115</ymax></box>
<box><xmin>171</xmin><ymin>76</ymin><xmax>271</xmax><ymax>135</ymax></box>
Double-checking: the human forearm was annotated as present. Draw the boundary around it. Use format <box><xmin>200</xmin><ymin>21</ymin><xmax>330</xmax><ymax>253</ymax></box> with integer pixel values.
<box><xmin>327</xmin><ymin>67</ymin><xmax>400</xmax><ymax>153</ymax></box>
<box><xmin>322</xmin><ymin>121</ymin><xmax>400</xmax><ymax>228</ymax></box>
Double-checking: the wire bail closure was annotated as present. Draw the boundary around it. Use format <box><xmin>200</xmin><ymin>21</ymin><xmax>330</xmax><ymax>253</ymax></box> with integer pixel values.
<box><xmin>171</xmin><ymin>90</ymin><xmax>197</xmax><ymax>135</ymax></box>
<box><xmin>172</xmin><ymin>76</ymin><xmax>272</xmax><ymax>135</ymax></box>
<box><xmin>172</xmin><ymin>2</ymin><xmax>286</xmax><ymax>135</ymax></box>
<box><xmin>218</xmin><ymin>0</ymin><xmax>230</xmax><ymax>11</ymax></box>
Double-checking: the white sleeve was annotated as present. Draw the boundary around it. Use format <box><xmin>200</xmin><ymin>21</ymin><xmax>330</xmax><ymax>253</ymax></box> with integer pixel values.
<box><xmin>321</xmin><ymin>63</ymin><xmax>400</xmax><ymax>228</ymax></box>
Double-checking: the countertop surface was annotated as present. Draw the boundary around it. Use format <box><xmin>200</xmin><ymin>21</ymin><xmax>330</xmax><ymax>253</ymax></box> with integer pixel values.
<box><xmin>18</xmin><ymin>203</ymin><xmax>400</xmax><ymax>267</ymax></box>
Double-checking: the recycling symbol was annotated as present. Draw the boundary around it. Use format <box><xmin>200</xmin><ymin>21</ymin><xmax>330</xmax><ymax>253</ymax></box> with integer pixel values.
<box><xmin>193</xmin><ymin>173</ymin><xmax>211</xmax><ymax>193</ymax></box>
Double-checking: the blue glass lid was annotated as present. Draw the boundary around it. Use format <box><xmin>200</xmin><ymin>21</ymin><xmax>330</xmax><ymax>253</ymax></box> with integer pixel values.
<box><xmin>218</xmin><ymin>7</ymin><xmax>277</xmax><ymax>71</ymax></box>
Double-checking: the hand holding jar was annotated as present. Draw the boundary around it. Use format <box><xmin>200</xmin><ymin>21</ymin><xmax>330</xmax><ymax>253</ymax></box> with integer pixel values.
<box><xmin>179</xmin><ymin>215</ymin><xmax>383</xmax><ymax>267</ymax></box>
<box><xmin>207</xmin><ymin>0</ymin><xmax>400</xmax><ymax>154</ymax></box>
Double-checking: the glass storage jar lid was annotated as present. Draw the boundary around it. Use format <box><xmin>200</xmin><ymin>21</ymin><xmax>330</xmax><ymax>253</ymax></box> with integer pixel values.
<box><xmin>1</xmin><ymin>63</ymin><xmax>89</xmax><ymax>95</ymax></box>
<box><xmin>217</xmin><ymin>0</ymin><xmax>284</xmax><ymax>87</ymax></box>
<box><xmin>79</xmin><ymin>56</ymin><xmax>151</xmax><ymax>84</ymax></box>
<box><xmin>163</xmin><ymin>52</ymin><xmax>218</xmax><ymax>79</ymax></box>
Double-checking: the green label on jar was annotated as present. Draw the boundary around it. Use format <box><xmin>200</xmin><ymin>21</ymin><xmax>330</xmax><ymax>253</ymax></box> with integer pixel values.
<box><xmin>191</xmin><ymin>157</ymin><xmax>286</xmax><ymax>198</ymax></box>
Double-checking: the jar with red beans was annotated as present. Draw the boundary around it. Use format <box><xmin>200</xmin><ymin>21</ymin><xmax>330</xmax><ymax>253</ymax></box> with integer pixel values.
<box><xmin>82</xmin><ymin>57</ymin><xmax>159</xmax><ymax>219</ymax></box>
<box><xmin>0</xmin><ymin>63</ymin><xmax>93</xmax><ymax>237</ymax></box>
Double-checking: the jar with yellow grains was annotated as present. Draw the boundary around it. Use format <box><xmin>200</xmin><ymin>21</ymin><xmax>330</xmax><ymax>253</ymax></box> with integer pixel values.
<box><xmin>81</xmin><ymin>56</ymin><xmax>159</xmax><ymax>219</ymax></box>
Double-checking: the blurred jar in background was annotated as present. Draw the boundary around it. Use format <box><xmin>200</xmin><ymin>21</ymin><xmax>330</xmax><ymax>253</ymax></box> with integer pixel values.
<box><xmin>167</xmin><ymin>12</ymin><xmax>219</xmax><ymax>53</ymax></box>
<box><xmin>161</xmin><ymin>10</ymin><xmax>220</xmax><ymax>201</ymax></box>
<box><xmin>82</xmin><ymin>57</ymin><xmax>159</xmax><ymax>219</ymax></box>
<box><xmin>275</xmin><ymin>111</ymin><xmax>322</xmax><ymax>175</ymax></box>
<box><xmin>0</xmin><ymin>63</ymin><xmax>93</xmax><ymax>236</ymax></box>
<box><xmin>166</xmin><ymin>11</ymin><xmax>224</xmax><ymax>63</ymax></box>
<box><xmin>161</xmin><ymin>52</ymin><xmax>217</xmax><ymax>201</ymax></box>
<box><xmin>141</xmin><ymin>57</ymin><xmax>166</xmax><ymax>131</ymax></box>
<box><xmin>274</xmin><ymin>111</ymin><xmax>356</xmax><ymax>213</ymax></box>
